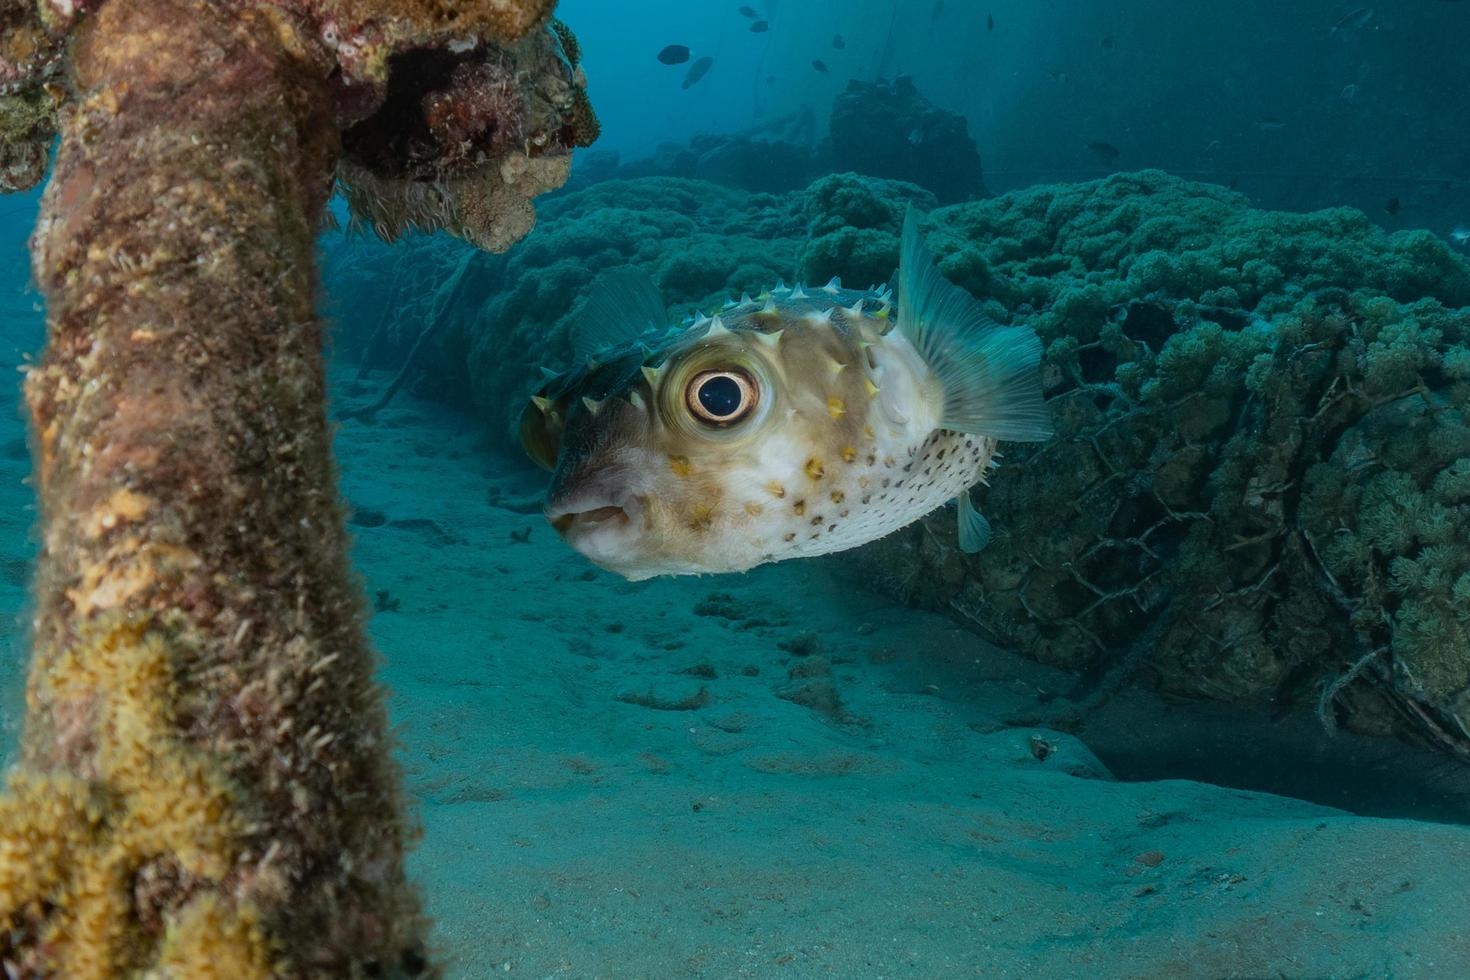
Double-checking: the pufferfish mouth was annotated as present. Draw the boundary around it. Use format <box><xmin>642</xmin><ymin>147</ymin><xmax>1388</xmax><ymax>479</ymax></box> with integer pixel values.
<box><xmin>545</xmin><ymin>493</ymin><xmax>642</xmax><ymax>538</ymax></box>
<box><xmin>549</xmin><ymin>504</ymin><xmax>630</xmax><ymax>534</ymax></box>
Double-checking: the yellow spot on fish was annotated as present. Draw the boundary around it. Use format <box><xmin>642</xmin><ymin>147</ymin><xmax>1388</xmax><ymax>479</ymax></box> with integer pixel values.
<box><xmin>793</xmin><ymin>499</ymin><xmax>806</xmax><ymax>516</ymax></box>
<box><xmin>863</xmin><ymin>377</ymin><xmax>880</xmax><ymax>399</ymax></box>
<box><xmin>840</xmin><ymin>446</ymin><xmax>857</xmax><ymax>463</ymax></box>
<box><xmin>783</xmin><ymin>531</ymin><xmax>797</xmax><ymax>542</ymax></box>
<box><xmin>827</xmin><ymin>396</ymin><xmax>847</xmax><ymax>419</ymax></box>
<box><xmin>805</xmin><ymin>457</ymin><xmax>825</xmax><ymax>480</ymax></box>
<box><xmin>531</xmin><ymin>395</ymin><xmax>553</xmax><ymax>413</ymax></box>
<box><xmin>744</xmin><ymin>501</ymin><xmax>764</xmax><ymax>516</ymax></box>
<box><xmin>830</xmin><ymin>490</ymin><xmax>845</xmax><ymax>504</ymax></box>
<box><xmin>767</xmin><ymin>481</ymin><xmax>786</xmax><ymax>498</ymax></box>
<box><xmin>858</xmin><ymin>476</ymin><xmax>871</xmax><ymax>489</ymax></box>
<box><xmin>826</xmin><ymin>357</ymin><xmax>846</xmax><ymax>377</ymax></box>
<box><xmin>642</xmin><ymin>365</ymin><xmax>662</xmax><ymax>386</ymax></box>
<box><xmin>863</xmin><ymin>425</ymin><xmax>876</xmax><ymax>439</ymax></box>
<box><xmin>689</xmin><ymin>503</ymin><xmax>714</xmax><ymax>531</ymax></box>
<box><xmin>669</xmin><ymin>454</ymin><xmax>692</xmax><ymax>477</ymax></box>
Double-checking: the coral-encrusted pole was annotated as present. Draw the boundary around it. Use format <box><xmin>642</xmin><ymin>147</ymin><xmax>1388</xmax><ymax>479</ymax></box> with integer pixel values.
<box><xmin>4</xmin><ymin>1</ymin><xmax>415</xmax><ymax>975</ymax></box>
<box><xmin>0</xmin><ymin>0</ymin><xmax>594</xmax><ymax>968</ymax></box>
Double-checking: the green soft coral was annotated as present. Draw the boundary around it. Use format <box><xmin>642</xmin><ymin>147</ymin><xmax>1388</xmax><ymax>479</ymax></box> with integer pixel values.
<box><xmin>850</xmin><ymin>171</ymin><xmax>1470</xmax><ymax>753</ymax></box>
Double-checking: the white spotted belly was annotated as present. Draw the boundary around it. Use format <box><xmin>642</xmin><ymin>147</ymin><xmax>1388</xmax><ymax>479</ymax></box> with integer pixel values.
<box><xmin>736</xmin><ymin>429</ymin><xmax>996</xmax><ymax>566</ymax></box>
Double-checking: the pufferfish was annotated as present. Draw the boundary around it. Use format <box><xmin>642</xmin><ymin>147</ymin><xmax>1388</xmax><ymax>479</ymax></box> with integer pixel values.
<box><xmin>519</xmin><ymin>211</ymin><xmax>1051</xmax><ymax>581</ymax></box>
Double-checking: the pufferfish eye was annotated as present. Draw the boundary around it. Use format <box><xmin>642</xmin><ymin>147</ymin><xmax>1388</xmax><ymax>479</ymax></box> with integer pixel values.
<box><xmin>685</xmin><ymin>368</ymin><xmax>759</xmax><ymax>426</ymax></box>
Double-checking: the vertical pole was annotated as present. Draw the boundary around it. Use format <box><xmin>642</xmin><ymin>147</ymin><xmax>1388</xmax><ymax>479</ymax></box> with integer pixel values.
<box><xmin>3</xmin><ymin>1</ymin><xmax>428</xmax><ymax>973</ymax></box>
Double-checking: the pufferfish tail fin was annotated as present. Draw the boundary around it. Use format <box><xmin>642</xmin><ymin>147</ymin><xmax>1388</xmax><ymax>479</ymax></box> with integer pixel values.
<box><xmin>571</xmin><ymin>267</ymin><xmax>668</xmax><ymax>364</ymax></box>
<box><xmin>956</xmin><ymin>491</ymin><xmax>992</xmax><ymax>553</ymax></box>
<box><xmin>897</xmin><ymin>209</ymin><xmax>1052</xmax><ymax>441</ymax></box>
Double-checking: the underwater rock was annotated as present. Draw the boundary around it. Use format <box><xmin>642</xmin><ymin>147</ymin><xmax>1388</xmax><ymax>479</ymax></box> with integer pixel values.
<box><xmin>825</xmin><ymin>75</ymin><xmax>985</xmax><ymax>203</ymax></box>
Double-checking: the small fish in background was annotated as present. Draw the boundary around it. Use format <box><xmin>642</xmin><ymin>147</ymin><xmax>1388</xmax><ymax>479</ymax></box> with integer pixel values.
<box><xmin>907</xmin><ymin>126</ymin><xmax>926</xmax><ymax>145</ymax></box>
<box><xmin>1101</xmin><ymin>34</ymin><xmax>1116</xmax><ymax>49</ymax></box>
<box><xmin>520</xmin><ymin>214</ymin><xmax>1051</xmax><ymax>580</ymax></box>
<box><xmin>931</xmin><ymin>0</ymin><xmax>945</xmax><ymax>19</ymax></box>
<box><xmin>750</xmin><ymin>20</ymin><xmax>769</xmax><ymax>33</ymax></box>
<box><xmin>1088</xmin><ymin>140</ymin><xmax>1121</xmax><ymax>163</ymax></box>
<box><xmin>812</xmin><ymin>59</ymin><xmax>829</xmax><ymax>73</ymax></box>
<box><xmin>987</xmin><ymin>14</ymin><xmax>995</xmax><ymax>31</ymax></box>
<box><xmin>1341</xmin><ymin>82</ymin><xmax>1361</xmax><ymax>102</ymax></box>
<box><xmin>1257</xmin><ymin>116</ymin><xmax>1287</xmax><ymax>131</ymax></box>
<box><xmin>657</xmin><ymin>44</ymin><xmax>691</xmax><ymax>65</ymax></box>
<box><xmin>738</xmin><ymin>4</ymin><xmax>758</xmax><ymax>17</ymax></box>
<box><xmin>1228</xmin><ymin>175</ymin><xmax>1241</xmax><ymax>190</ymax></box>
<box><xmin>1451</xmin><ymin>226</ymin><xmax>1470</xmax><ymax>247</ymax></box>
<box><xmin>682</xmin><ymin>56</ymin><xmax>715</xmax><ymax>89</ymax></box>
<box><xmin>1330</xmin><ymin>6</ymin><xmax>1374</xmax><ymax>31</ymax></box>
<box><xmin>1047</xmin><ymin>69</ymin><xmax>1070</xmax><ymax>84</ymax></box>
<box><xmin>832</xmin><ymin>33</ymin><xmax>846</xmax><ymax>49</ymax></box>
<box><xmin>1384</xmin><ymin>197</ymin><xmax>1401</xmax><ymax>216</ymax></box>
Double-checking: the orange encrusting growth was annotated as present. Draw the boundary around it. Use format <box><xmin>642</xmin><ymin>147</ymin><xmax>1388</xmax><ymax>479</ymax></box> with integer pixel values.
<box><xmin>0</xmin><ymin>621</ymin><xmax>272</xmax><ymax>978</ymax></box>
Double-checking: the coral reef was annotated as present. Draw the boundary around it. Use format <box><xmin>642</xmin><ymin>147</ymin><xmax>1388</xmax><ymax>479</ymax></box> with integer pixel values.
<box><xmin>338</xmin><ymin>15</ymin><xmax>597</xmax><ymax>250</ymax></box>
<box><xmin>0</xmin><ymin>0</ymin><xmax>63</xmax><ymax>191</ymax></box>
<box><xmin>330</xmin><ymin>169</ymin><xmax>1470</xmax><ymax>758</ymax></box>
<box><xmin>1</xmin><ymin>0</ymin><xmax>592</xmax><ymax>974</ymax></box>
<box><xmin>858</xmin><ymin>171</ymin><xmax>1470</xmax><ymax>756</ymax></box>
<box><xmin>826</xmin><ymin>75</ymin><xmax>985</xmax><ymax>203</ymax></box>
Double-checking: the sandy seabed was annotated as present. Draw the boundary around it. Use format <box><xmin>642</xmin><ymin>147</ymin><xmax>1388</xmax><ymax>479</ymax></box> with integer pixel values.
<box><xmin>0</xmin><ymin>337</ymin><xmax>1464</xmax><ymax>977</ymax></box>
<box><xmin>325</xmin><ymin>371</ymin><xmax>1470</xmax><ymax>979</ymax></box>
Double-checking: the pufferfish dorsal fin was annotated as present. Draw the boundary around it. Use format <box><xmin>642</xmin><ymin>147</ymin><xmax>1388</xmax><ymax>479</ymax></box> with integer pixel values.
<box><xmin>571</xmin><ymin>267</ymin><xmax>668</xmax><ymax>365</ymax></box>
<box><xmin>956</xmin><ymin>491</ymin><xmax>991</xmax><ymax>553</ymax></box>
<box><xmin>897</xmin><ymin>209</ymin><xmax>1052</xmax><ymax>442</ymax></box>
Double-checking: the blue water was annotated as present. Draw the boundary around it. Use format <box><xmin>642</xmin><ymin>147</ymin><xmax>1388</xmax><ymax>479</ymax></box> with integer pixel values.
<box><xmin>5</xmin><ymin>1</ymin><xmax>1470</xmax><ymax>976</ymax></box>
<box><xmin>559</xmin><ymin>0</ymin><xmax>1470</xmax><ymax>225</ymax></box>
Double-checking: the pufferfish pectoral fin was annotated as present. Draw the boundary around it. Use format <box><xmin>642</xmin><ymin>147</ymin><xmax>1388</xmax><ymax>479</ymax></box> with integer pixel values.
<box><xmin>571</xmin><ymin>267</ymin><xmax>668</xmax><ymax>364</ymax></box>
<box><xmin>898</xmin><ymin>209</ymin><xmax>1053</xmax><ymax>443</ymax></box>
<box><xmin>956</xmin><ymin>491</ymin><xmax>991</xmax><ymax>553</ymax></box>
